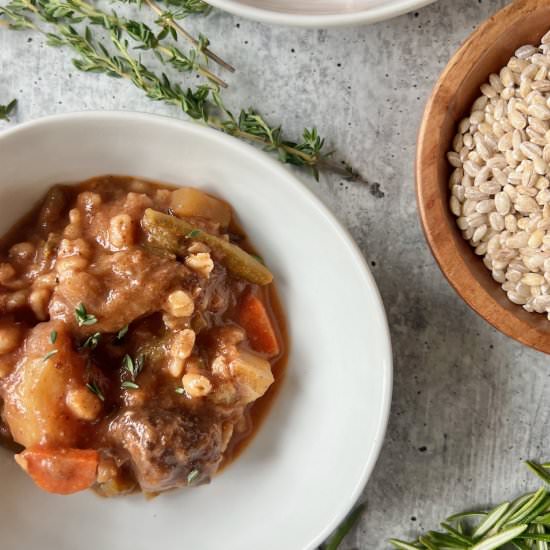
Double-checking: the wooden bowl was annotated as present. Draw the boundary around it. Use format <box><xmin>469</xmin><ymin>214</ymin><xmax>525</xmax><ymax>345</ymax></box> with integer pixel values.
<box><xmin>417</xmin><ymin>0</ymin><xmax>550</xmax><ymax>354</ymax></box>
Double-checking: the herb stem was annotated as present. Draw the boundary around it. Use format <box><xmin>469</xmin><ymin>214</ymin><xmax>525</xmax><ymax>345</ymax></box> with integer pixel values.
<box><xmin>68</xmin><ymin>0</ymin><xmax>227</xmax><ymax>87</ymax></box>
<box><xmin>143</xmin><ymin>0</ymin><xmax>234</xmax><ymax>73</ymax></box>
<box><xmin>157</xmin><ymin>44</ymin><xmax>227</xmax><ymax>88</ymax></box>
<box><xmin>228</xmin><ymin>126</ymin><xmax>314</xmax><ymax>162</ymax></box>
<box><xmin>0</xmin><ymin>0</ymin><xmax>362</xmax><ymax>181</ymax></box>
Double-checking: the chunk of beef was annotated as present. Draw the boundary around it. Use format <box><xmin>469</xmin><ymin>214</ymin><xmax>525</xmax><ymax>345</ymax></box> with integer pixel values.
<box><xmin>49</xmin><ymin>249</ymin><xmax>190</xmax><ymax>334</ymax></box>
<box><xmin>109</xmin><ymin>408</ymin><xmax>223</xmax><ymax>492</ymax></box>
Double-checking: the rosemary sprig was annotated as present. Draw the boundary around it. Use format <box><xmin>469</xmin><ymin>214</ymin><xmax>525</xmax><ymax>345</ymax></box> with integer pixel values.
<box><xmin>0</xmin><ymin>98</ymin><xmax>17</xmax><ymax>120</ymax></box>
<box><xmin>390</xmin><ymin>461</ymin><xmax>550</xmax><ymax>550</ymax></box>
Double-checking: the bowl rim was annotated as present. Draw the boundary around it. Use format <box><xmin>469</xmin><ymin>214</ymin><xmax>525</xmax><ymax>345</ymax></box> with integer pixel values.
<box><xmin>205</xmin><ymin>0</ymin><xmax>436</xmax><ymax>28</ymax></box>
<box><xmin>416</xmin><ymin>0</ymin><xmax>550</xmax><ymax>355</ymax></box>
<box><xmin>0</xmin><ymin>109</ymin><xmax>393</xmax><ymax>549</ymax></box>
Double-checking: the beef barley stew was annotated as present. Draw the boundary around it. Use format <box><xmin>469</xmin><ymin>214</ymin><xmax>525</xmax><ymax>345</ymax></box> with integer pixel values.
<box><xmin>0</xmin><ymin>176</ymin><xmax>287</xmax><ymax>496</ymax></box>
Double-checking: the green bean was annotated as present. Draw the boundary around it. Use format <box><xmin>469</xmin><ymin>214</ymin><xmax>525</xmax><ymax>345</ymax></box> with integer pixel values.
<box><xmin>142</xmin><ymin>209</ymin><xmax>273</xmax><ymax>285</ymax></box>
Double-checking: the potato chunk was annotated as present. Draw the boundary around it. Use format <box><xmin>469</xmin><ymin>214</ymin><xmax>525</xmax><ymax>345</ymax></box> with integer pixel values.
<box><xmin>229</xmin><ymin>350</ymin><xmax>274</xmax><ymax>405</ymax></box>
<box><xmin>1</xmin><ymin>321</ymin><xmax>86</xmax><ymax>448</ymax></box>
<box><xmin>170</xmin><ymin>187</ymin><xmax>232</xmax><ymax>227</ymax></box>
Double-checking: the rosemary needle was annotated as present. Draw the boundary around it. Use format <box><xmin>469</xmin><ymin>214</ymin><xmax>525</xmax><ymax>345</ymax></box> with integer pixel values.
<box><xmin>390</xmin><ymin>461</ymin><xmax>550</xmax><ymax>550</ymax></box>
<box><xmin>322</xmin><ymin>502</ymin><xmax>366</xmax><ymax>550</ymax></box>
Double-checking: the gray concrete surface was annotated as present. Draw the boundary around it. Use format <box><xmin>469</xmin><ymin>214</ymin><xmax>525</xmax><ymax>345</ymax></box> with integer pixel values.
<box><xmin>3</xmin><ymin>0</ymin><xmax>549</xmax><ymax>547</ymax></box>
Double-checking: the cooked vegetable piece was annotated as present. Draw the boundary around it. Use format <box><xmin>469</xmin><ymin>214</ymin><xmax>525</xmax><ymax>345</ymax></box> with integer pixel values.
<box><xmin>95</xmin><ymin>475</ymin><xmax>137</xmax><ymax>497</ymax></box>
<box><xmin>1</xmin><ymin>321</ymin><xmax>86</xmax><ymax>448</ymax></box>
<box><xmin>15</xmin><ymin>447</ymin><xmax>99</xmax><ymax>495</ymax></box>
<box><xmin>142</xmin><ymin>209</ymin><xmax>273</xmax><ymax>285</ymax></box>
<box><xmin>38</xmin><ymin>187</ymin><xmax>66</xmax><ymax>232</ymax></box>
<box><xmin>170</xmin><ymin>187</ymin><xmax>232</xmax><ymax>227</ymax></box>
<box><xmin>238</xmin><ymin>292</ymin><xmax>280</xmax><ymax>356</ymax></box>
<box><xmin>0</xmin><ymin>177</ymin><xmax>287</xmax><ymax>497</ymax></box>
<box><xmin>230</xmin><ymin>350</ymin><xmax>274</xmax><ymax>405</ymax></box>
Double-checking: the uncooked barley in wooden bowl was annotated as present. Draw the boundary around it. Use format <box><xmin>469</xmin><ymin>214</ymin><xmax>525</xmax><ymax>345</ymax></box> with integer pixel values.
<box><xmin>417</xmin><ymin>0</ymin><xmax>550</xmax><ymax>354</ymax></box>
<box><xmin>447</xmin><ymin>31</ymin><xmax>550</xmax><ymax>317</ymax></box>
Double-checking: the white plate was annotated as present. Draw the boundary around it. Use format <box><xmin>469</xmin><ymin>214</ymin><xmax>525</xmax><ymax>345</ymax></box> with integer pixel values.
<box><xmin>0</xmin><ymin>112</ymin><xmax>392</xmax><ymax>550</ymax></box>
<box><xmin>207</xmin><ymin>0</ymin><xmax>437</xmax><ymax>27</ymax></box>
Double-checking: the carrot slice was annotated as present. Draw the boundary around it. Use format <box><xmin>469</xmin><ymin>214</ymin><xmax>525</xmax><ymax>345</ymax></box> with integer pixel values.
<box><xmin>15</xmin><ymin>447</ymin><xmax>99</xmax><ymax>495</ymax></box>
<box><xmin>238</xmin><ymin>292</ymin><xmax>280</xmax><ymax>357</ymax></box>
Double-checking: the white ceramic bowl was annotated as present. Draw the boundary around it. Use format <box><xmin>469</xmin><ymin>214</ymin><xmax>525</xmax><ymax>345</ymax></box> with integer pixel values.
<box><xmin>0</xmin><ymin>112</ymin><xmax>392</xmax><ymax>550</ymax></box>
<box><xmin>207</xmin><ymin>0</ymin><xmax>436</xmax><ymax>27</ymax></box>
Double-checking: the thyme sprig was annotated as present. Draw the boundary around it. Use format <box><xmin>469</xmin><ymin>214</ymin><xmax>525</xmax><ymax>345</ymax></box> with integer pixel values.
<box><xmin>0</xmin><ymin>98</ymin><xmax>17</xmax><ymax>120</ymax></box>
<box><xmin>0</xmin><ymin>0</ymin><xmax>362</xmax><ymax>180</ymax></box>
<box><xmin>120</xmin><ymin>0</ymin><xmax>229</xmax><ymax>72</ymax></box>
<box><xmin>390</xmin><ymin>461</ymin><xmax>550</xmax><ymax>550</ymax></box>
<box><xmin>141</xmin><ymin>0</ymin><xmax>233</xmax><ymax>73</ymax></box>
<box><xmin>38</xmin><ymin>0</ymin><xmax>227</xmax><ymax>86</ymax></box>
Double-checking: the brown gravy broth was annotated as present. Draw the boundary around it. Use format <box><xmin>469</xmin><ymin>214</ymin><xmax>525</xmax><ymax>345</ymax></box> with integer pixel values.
<box><xmin>0</xmin><ymin>175</ymin><xmax>287</xmax><ymax>496</ymax></box>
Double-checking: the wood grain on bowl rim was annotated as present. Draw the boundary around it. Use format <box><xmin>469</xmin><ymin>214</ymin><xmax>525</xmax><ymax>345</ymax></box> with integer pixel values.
<box><xmin>416</xmin><ymin>0</ymin><xmax>550</xmax><ymax>354</ymax></box>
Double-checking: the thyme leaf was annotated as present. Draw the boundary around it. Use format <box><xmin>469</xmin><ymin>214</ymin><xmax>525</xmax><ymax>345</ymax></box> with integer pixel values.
<box><xmin>121</xmin><ymin>353</ymin><xmax>145</xmax><ymax>389</ymax></box>
<box><xmin>82</xmin><ymin>331</ymin><xmax>101</xmax><ymax>349</ymax></box>
<box><xmin>187</xmin><ymin>469</ymin><xmax>199</xmax><ymax>485</ymax></box>
<box><xmin>75</xmin><ymin>302</ymin><xmax>98</xmax><ymax>326</ymax></box>
<box><xmin>122</xmin><ymin>353</ymin><xmax>144</xmax><ymax>380</ymax></box>
<box><xmin>116</xmin><ymin>324</ymin><xmax>129</xmax><ymax>340</ymax></box>
<box><xmin>42</xmin><ymin>349</ymin><xmax>58</xmax><ymax>362</ymax></box>
<box><xmin>86</xmin><ymin>380</ymin><xmax>105</xmax><ymax>401</ymax></box>
<box><xmin>0</xmin><ymin>98</ymin><xmax>17</xmax><ymax>121</ymax></box>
